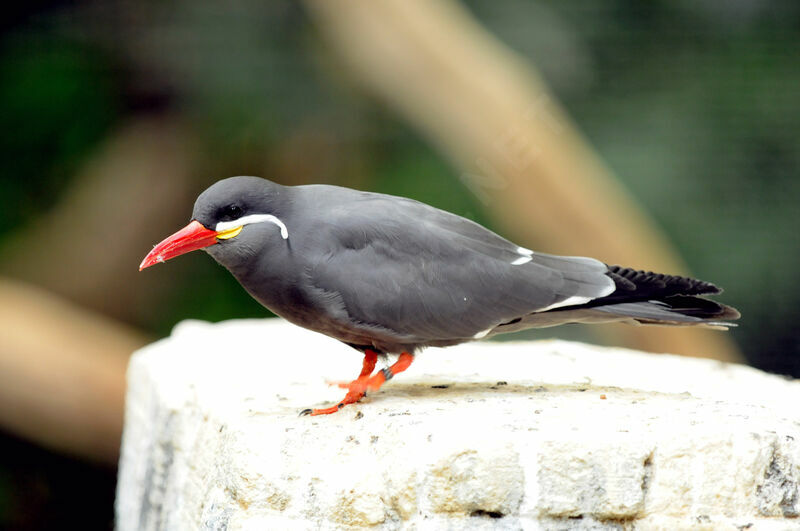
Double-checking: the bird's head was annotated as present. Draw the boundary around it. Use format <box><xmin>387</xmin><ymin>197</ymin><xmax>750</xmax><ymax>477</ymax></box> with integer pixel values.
<box><xmin>139</xmin><ymin>176</ymin><xmax>289</xmax><ymax>271</ymax></box>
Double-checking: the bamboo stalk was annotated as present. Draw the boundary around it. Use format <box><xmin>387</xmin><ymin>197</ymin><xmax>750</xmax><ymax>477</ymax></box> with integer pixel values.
<box><xmin>0</xmin><ymin>279</ymin><xmax>146</xmax><ymax>463</ymax></box>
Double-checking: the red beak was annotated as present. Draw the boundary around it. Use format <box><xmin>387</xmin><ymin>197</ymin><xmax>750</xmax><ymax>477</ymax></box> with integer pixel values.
<box><xmin>139</xmin><ymin>220</ymin><xmax>219</xmax><ymax>271</ymax></box>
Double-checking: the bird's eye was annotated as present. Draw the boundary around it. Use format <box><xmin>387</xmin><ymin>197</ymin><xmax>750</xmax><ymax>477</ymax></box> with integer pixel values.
<box><xmin>220</xmin><ymin>204</ymin><xmax>243</xmax><ymax>221</ymax></box>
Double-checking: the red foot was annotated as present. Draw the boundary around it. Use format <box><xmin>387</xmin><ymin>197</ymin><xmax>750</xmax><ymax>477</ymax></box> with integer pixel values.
<box><xmin>302</xmin><ymin>351</ymin><xmax>414</xmax><ymax>416</ymax></box>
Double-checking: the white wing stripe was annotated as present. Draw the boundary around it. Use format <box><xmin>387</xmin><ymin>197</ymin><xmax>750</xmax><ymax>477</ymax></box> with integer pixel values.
<box><xmin>537</xmin><ymin>295</ymin><xmax>593</xmax><ymax>312</ymax></box>
<box><xmin>473</xmin><ymin>328</ymin><xmax>492</xmax><ymax>339</ymax></box>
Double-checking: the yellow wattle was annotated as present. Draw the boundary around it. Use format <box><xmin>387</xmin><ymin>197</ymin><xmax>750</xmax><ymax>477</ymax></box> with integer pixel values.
<box><xmin>216</xmin><ymin>226</ymin><xmax>243</xmax><ymax>240</ymax></box>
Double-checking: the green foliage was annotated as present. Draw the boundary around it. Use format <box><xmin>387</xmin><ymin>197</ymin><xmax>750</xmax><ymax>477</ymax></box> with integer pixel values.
<box><xmin>0</xmin><ymin>33</ymin><xmax>119</xmax><ymax>236</ymax></box>
<box><xmin>141</xmin><ymin>259</ymin><xmax>272</xmax><ymax>338</ymax></box>
<box><xmin>368</xmin><ymin>131</ymin><xmax>491</xmax><ymax>226</ymax></box>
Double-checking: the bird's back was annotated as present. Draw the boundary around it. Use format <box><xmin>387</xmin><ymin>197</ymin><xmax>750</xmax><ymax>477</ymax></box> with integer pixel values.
<box><xmin>284</xmin><ymin>185</ymin><xmax>617</xmax><ymax>352</ymax></box>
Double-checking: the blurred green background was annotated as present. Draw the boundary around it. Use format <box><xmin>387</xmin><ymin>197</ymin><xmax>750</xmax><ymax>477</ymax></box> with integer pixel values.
<box><xmin>1</xmin><ymin>1</ymin><xmax>798</xmax><ymax>528</ymax></box>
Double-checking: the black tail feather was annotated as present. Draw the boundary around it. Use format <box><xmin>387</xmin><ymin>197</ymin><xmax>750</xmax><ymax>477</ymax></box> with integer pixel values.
<box><xmin>602</xmin><ymin>265</ymin><xmax>721</xmax><ymax>301</ymax></box>
<box><xmin>572</xmin><ymin>266</ymin><xmax>739</xmax><ymax>327</ymax></box>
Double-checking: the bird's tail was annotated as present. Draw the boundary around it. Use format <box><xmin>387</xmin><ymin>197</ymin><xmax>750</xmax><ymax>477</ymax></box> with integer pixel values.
<box><xmin>590</xmin><ymin>296</ymin><xmax>740</xmax><ymax>329</ymax></box>
<box><xmin>579</xmin><ymin>266</ymin><xmax>740</xmax><ymax>329</ymax></box>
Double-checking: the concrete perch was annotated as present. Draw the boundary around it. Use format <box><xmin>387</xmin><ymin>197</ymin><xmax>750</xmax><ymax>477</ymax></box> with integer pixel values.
<box><xmin>116</xmin><ymin>319</ymin><xmax>799</xmax><ymax>530</ymax></box>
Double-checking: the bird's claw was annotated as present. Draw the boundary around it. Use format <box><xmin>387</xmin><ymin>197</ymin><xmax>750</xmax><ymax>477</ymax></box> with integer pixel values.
<box><xmin>300</xmin><ymin>402</ymin><xmax>346</xmax><ymax>417</ymax></box>
<box><xmin>301</xmin><ymin>352</ymin><xmax>412</xmax><ymax>416</ymax></box>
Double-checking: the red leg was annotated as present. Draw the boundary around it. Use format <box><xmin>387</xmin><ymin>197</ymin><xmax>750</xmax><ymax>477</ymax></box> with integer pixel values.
<box><xmin>338</xmin><ymin>352</ymin><xmax>414</xmax><ymax>395</ymax></box>
<box><xmin>301</xmin><ymin>350</ymin><xmax>379</xmax><ymax>416</ymax></box>
<box><xmin>302</xmin><ymin>351</ymin><xmax>414</xmax><ymax>416</ymax></box>
<box><xmin>357</xmin><ymin>350</ymin><xmax>379</xmax><ymax>378</ymax></box>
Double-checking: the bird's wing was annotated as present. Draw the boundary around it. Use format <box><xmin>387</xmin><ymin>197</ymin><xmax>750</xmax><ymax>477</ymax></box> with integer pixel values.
<box><xmin>300</xmin><ymin>193</ymin><xmax>614</xmax><ymax>342</ymax></box>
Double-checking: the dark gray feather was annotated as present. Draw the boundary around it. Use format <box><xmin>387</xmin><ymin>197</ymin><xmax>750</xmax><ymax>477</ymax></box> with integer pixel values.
<box><xmin>290</xmin><ymin>187</ymin><xmax>614</xmax><ymax>349</ymax></box>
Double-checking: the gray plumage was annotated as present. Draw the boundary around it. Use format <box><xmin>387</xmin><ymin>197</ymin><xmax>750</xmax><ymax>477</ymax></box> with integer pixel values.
<box><xmin>194</xmin><ymin>176</ymin><xmax>738</xmax><ymax>354</ymax></box>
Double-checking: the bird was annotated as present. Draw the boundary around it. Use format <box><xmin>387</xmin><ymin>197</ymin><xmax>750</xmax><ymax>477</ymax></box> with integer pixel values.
<box><xmin>140</xmin><ymin>176</ymin><xmax>739</xmax><ymax>415</ymax></box>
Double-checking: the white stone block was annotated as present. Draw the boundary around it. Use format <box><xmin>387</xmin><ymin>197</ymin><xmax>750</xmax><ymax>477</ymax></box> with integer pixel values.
<box><xmin>116</xmin><ymin>319</ymin><xmax>800</xmax><ymax>530</ymax></box>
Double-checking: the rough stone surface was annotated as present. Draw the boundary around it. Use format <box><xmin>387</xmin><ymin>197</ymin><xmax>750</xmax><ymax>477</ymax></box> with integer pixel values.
<box><xmin>116</xmin><ymin>319</ymin><xmax>800</xmax><ymax>530</ymax></box>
